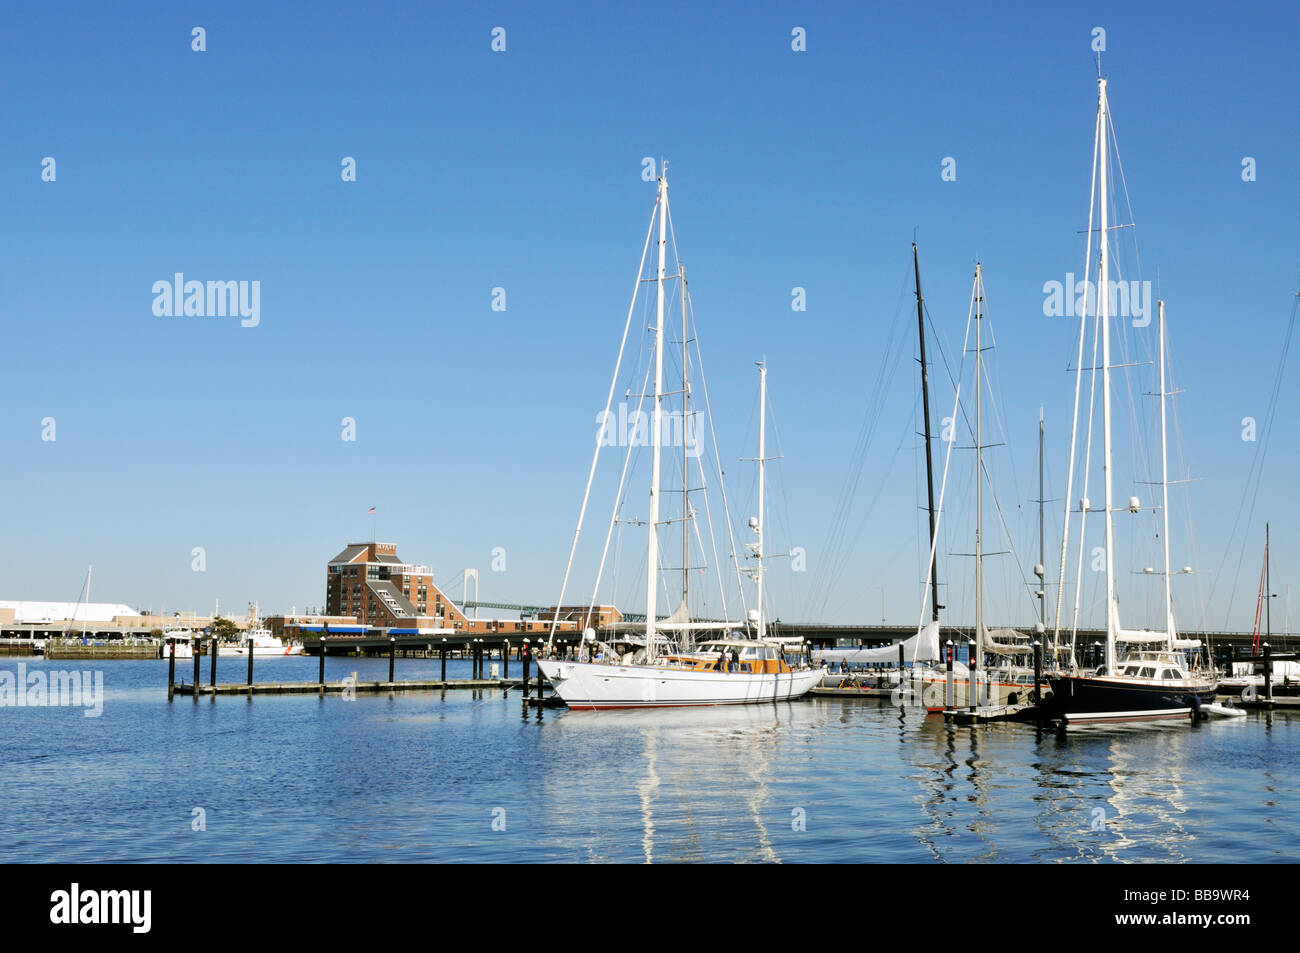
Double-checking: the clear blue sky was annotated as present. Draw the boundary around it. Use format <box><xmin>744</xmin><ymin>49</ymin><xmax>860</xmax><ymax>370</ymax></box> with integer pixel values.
<box><xmin>2</xmin><ymin>1</ymin><xmax>1296</xmax><ymax>634</ymax></box>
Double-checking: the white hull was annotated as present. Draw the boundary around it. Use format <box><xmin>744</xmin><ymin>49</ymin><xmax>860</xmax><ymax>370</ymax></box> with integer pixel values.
<box><xmin>536</xmin><ymin>659</ymin><xmax>827</xmax><ymax>709</ymax></box>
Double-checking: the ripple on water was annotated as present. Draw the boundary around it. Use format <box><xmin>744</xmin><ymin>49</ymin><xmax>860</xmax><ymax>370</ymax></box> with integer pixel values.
<box><xmin>0</xmin><ymin>660</ymin><xmax>1296</xmax><ymax>862</ymax></box>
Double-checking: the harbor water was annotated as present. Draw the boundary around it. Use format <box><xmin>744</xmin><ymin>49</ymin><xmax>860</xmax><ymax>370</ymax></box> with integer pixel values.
<box><xmin>1</xmin><ymin>657</ymin><xmax>1296</xmax><ymax>863</ymax></box>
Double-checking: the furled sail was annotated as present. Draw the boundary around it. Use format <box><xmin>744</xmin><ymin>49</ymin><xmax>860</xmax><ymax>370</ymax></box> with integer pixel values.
<box><xmin>983</xmin><ymin>627</ymin><xmax>1033</xmax><ymax>656</ymax></box>
<box><xmin>814</xmin><ymin>620</ymin><xmax>940</xmax><ymax>664</ymax></box>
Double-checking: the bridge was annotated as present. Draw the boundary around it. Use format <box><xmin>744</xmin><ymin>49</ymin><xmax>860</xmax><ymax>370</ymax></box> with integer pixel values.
<box><xmin>454</xmin><ymin>604</ymin><xmax>1276</xmax><ymax>658</ymax></box>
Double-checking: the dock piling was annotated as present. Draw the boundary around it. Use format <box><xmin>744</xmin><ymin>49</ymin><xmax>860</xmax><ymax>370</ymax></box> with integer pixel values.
<box><xmin>968</xmin><ymin>639</ymin><xmax>977</xmax><ymax>712</ymax></box>
<box><xmin>897</xmin><ymin>643</ymin><xmax>904</xmax><ymax>702</ymax></box>
<box><xmin>209</xmin><ymin>637</ymin><xmax>217</xmax><ymax>688</ymax></box>
<box><xmin>168</xmin><ymin>641</ymin><xmax>175</xmax><ymax>701</ymax></box>
<box><xmin>1032</xmin><ymin>640</ymin><xmax>1042</xmax><ymax>705</ymax></box>
<box><xmin>522</xmin><ymin>642</ymin><xmax>531</xmax><ymax>701</ymax></box>
<box><xmin>945</xmin><ymin>640</ymin><xmax>953</xmax><ymax>710</ymax></box>
<box><xmin>1264</xmin><ymin>642</ymin><xmax>1273</xmax><ymax>702</ymax></box>
<box><xmin>192</xmin><ymin>643</ymin><xmax>200</xmax><ymax>700</ymax></box>
<box><xmin>247</xmin><ymin>640</ymin><xmax>254</xmax><ymax>688</ymax></box>
<box><xmin>388</xmin><ymin>637</ymin><xmax>396</xmax><ymax>684</ymax></box>
<box><xmin>319</xmin><ymin>639</ymin><xmax>326</xmax><ymax>693</ymax></box>
<box><xmin>440</xmin><ymin>644</ymin><xmax>447</xmax><ymax>682</ymax></box>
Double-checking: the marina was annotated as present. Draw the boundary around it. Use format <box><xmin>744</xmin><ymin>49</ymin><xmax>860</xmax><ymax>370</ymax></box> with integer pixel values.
<box><xmin>1</xmin><ymin>4</ymin><xmax>1296</xmax><ymax>884</ymax></box>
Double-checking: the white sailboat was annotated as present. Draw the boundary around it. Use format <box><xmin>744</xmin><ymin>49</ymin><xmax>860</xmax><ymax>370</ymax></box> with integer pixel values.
<box><xmin>536</xmin><ymin>171</ymin><xmax>825</xmax><ymax>709</ymax></box>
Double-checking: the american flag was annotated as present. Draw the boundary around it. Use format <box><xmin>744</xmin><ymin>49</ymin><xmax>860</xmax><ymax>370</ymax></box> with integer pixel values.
<box><xmin>368</xmin><ymin>506</ymin><xmax>376</xmax><ymax>515</ymax></box>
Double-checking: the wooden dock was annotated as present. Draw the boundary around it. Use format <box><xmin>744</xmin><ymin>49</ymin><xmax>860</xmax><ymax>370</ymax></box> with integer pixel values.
<box><xmin>166</xmin><ymin>632</ymin><xmax>554</xmax><ymax>704</ymax></box>
<box><xmin>1221</xmin><ymin>694</ymin><xmax>1300</xmax><ymax>711</ymax></box>
<box><xmin>943</xmin><ymin>703</ymin><xmax>1038</xmax><ymax>724</ymax></box>
<box><xmin>172</xmin><ymin>678</ymin><xmax>532</xmax><ymax>697</ymax></box>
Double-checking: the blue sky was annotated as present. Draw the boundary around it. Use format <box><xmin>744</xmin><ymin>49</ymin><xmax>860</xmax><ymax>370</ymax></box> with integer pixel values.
<box><xmin>1</xmin><ymin>1</ymin><xmax>1296</xmax><ymax>634</ymax></box>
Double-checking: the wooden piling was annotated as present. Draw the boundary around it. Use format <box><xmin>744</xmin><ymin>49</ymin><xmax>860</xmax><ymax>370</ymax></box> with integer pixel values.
<box><xmin>1264</xmin><ymin>642</ymin><xmax>1273</xmax><ymax>701</ymax></box>
<box><xmin>247</xmin><ymin>640</ymin><xmax>254</xmax><ymax>687</ymax></box>
<box><xmin>968</xmin><ymin>639</ymin><xmax>977</xmax><ymax>712</ymax></box>
<box><xmin>168</xmin><ymin>641</ymin><xmax>175</xmax><ymax>700</ymax></box>
<box><xmin>192</xmin><ymin>643</ymin><xmax>200</xmax><ymax>699</ymax></box>
<box><xmin>522</xmin><ymin>643</ymin><xmax>531</xmax><ymax>700</ymax></box>
<box><xmin>319</xmin><ymin>638</ymin><xmax>326</xmax><ymax>693</ymax></box>
<box><xmin>388</xmin><ymin>637</ymin><xmax>396</xmax><ymax>684</ymax></box>
<box><xmin>209</xmin><ymin>638</ymin><xmax>217</xmax><ymax>688</ymax></box>
<box><xmin>440</xmin><ymin>645</ymin><xmax>447</xmax><ymax>681</ymax></box>
<box><xmin>897</xmin><ymin>643</ymin><xmax>904</xmax><ymax>697</ymax></box>
<box><xmin>503</xmin><ymin>641</ymin><xmax>509</xmax><ymax>679</ymax></box>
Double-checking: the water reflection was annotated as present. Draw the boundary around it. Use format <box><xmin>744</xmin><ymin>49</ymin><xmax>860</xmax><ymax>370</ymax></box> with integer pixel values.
<box><xmin>899</xmin><ymin>714</ymin><xmax>1235</xmax><ymax>862</ymax></box>
<box><xmin>539</xmin><ymin>705</ymin><xmax>791</xmax><ymax>863</ymax></box>
<box><xmin>1</xmin><ymin>659</ymin><xmax>1295</xmax><ymax>863</ymax></box>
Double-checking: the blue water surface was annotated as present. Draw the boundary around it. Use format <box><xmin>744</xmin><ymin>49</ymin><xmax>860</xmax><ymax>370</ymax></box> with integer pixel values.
<box><xmin>0</xmin><ymin>657</ymin><xmax>1296</xmax><ymax>863</ymax></box>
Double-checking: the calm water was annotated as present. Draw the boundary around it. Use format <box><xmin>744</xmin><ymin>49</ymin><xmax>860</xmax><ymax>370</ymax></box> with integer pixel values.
<box><xmin>1</xmin><ymin>656</ymin><xmax>1297</xmax><ymax>863</ymax></box>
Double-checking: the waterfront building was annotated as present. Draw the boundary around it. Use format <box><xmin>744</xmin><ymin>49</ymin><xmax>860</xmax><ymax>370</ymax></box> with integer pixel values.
<box><xmin>320</xmin><ymin>541</ymin><xmax>603</xmax><ymax>639</ymax></box>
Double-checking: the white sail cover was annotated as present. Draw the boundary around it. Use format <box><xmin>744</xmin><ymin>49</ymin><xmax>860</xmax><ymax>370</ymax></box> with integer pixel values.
<box><xmin>983</xmin><ymin>627</ymin><xmax>1033</xmax><ymax>656</ymax></box>
<box><xmin>1117</xmin><ymin>628</ymin><xmax>1172</xmax><ymax>644</ymax></box>
<box><xmin>815</xmin><ymin>621</ymin><xmax>940</xmax><ymax>664</ymax></box>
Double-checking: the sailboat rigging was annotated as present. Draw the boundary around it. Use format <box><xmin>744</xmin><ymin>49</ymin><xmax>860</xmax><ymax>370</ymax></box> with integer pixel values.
<box><xmin>537</xmin><ymin>170</ymin><xmax>826</xmax><ymax>709</ymax></box>
<box><xmin>1043</xmin><ymin>71</ymin><xmax>1218</xmax><ymax>724</ymax></box>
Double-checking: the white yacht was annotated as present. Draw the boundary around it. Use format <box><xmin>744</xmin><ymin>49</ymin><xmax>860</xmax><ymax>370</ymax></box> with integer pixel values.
<box><xmin>536</xmin><ymin>171</ymin><xmax>825</xmax><ymax>709</ymax></box>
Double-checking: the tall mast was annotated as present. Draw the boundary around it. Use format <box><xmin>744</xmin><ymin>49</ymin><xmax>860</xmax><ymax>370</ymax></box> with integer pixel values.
<box><xmin>974</xmin><ymin>264</ymin><xmax>984</xmax><ymax>673</ymax></box>
<box><xmin>1038</xmin><ymin>409</ymin><xmax>1047</xmax><ymax>629</ymax></box>
<box><xmin>1098</xmin><ymin>76</ymin><xmax>1119</xmax><ymax>672</ymax></box>
<box><xmin>755</xmin><ymin>361</ymin><xmax>768</xmax><ymax>639</ymax></box>
<box><xmin>1158</xmin><ymin>300</ymin><xmax>1175</xmax><ymax>650</ymax></box>
<box><xmin>645</xmin><ymin>173</ymin><xmax>669</xmax><ymax>660</ymax></box>
<box><xmin>1266</xmin><ymin>522</ymin><xmax>1271</xmax><ymax>643</ymax></box>
<box><xmin>681</xmin><ymin>264</ymin><xmax>690</xmax><ymax>615</ymax></box>
<box><xmin>914</xmin><ymin>244</ymin><xmax>941</xmax><ymax>624</ymax></box>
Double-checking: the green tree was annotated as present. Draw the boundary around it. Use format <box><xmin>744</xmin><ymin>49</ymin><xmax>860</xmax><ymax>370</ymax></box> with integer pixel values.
<box><xmin>212</xmin><ymin>616</ymin><xmax>240</xmax><ymax>641</ymax></box>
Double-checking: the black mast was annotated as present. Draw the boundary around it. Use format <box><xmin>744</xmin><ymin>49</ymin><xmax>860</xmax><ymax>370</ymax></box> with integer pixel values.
<box><xmin>913</xmin><ymin>243</ymin><xmax>941</xmax><ymax>624</ymax></box>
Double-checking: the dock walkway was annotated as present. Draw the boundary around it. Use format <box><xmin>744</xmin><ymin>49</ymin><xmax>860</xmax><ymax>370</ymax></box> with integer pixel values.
<box><xmin>172</xmin><ymin>678</ymin><xmax>526</xmax><ymax>697</ymax></box>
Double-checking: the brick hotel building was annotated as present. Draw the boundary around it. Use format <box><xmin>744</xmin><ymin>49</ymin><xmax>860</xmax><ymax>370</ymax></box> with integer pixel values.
<box><xmin>281</xmin><ymin>541</ymin><xmax>623</xmax><ymax>639</ymax></box>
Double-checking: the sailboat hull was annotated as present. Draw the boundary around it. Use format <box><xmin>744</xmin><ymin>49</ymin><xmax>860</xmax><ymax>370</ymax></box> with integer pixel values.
<box><xmin>1045</xmin><ymin>674</ymin><xmax>1219</xmax><ymax>725</ymax></box>
<box><xmin>536</xmin><ymin>659</ymin><xmax>827</xmax><ymax>710</ymax></box>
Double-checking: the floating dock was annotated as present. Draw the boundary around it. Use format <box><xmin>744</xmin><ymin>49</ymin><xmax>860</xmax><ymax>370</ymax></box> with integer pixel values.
<box><xmin>810</xmin><ymin>685</ymin><xmax>895</xmax><ymax>698</ymax></box>
<box><xmin>1222</xmin><ymin>695</ymin><xmax>1300</xmax><ymax>710</ymax></box>
<box><xmin>943</xmin><ymin>704</ymin><xmax>1038</xmax><ymax>724</ymax></box>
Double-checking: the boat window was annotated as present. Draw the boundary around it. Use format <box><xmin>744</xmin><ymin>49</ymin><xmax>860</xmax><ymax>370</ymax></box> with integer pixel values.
<box><xmin>1123</xmin><ymin>666</ymin><xmax>1140</xmax><ymax>676</ymax></box>
<box><xmin>1139</xmin><ymin>667</ymin><xmax>1156</xmax><ymax>679</ymax></box>
<box><xmin>1161</xmin><ymin>669</ymin><xmax>1180</xmax><ymax>680</ymax></box>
